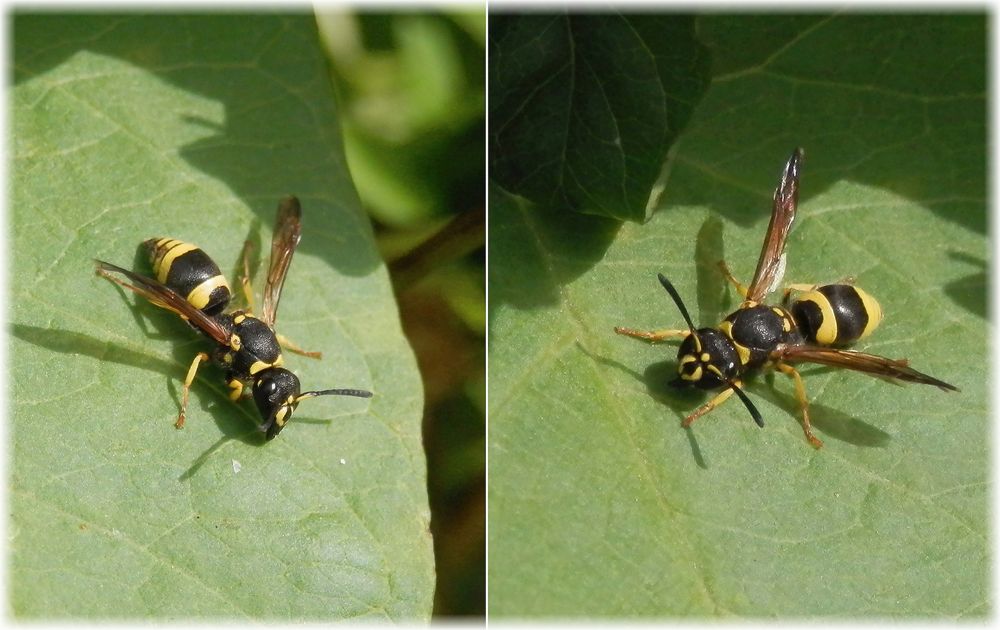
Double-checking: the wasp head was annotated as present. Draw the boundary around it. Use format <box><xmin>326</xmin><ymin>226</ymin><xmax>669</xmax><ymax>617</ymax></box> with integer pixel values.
<box><xmin>252</xmin><ymin>368</ymin><xmax>374</xmax><ymax>440</ymax></box>
<box><xmin>674</xmin><ymin>328</ymin><xmax>740</xmax><ymax>390</ymax></box>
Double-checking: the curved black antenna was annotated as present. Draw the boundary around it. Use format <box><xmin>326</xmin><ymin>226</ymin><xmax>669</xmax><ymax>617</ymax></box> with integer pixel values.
<box><xmin>726</xmin><ymin>381</ymin><xmax>764</xmax><ymax>428</ymax></box>
<box><xmin>658</xmin><ymin>272</ymin><xmax>760</xmax><ymax>426</ymax></box>
<box><xmin>657</xmin><ymin>273</ymin><xmax>696</xmax><ymax>331</ymax></box>
<box><xmin>295</xmin><ymin>388</ymin><xmax>373</xmax><ymax>403</ymax></box>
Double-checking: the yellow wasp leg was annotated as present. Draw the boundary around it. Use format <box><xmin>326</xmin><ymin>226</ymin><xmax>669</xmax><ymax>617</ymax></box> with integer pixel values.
<box><xmin>177</xmin><ymin>352</ymin><xmax>210</xmax><ymax>429</ymax></box>
<box><xmin>717</xmin><ymin>260</ymin><xmax>750</xmax><ymax>299</ymax></box>
<box><xmin>681</xmin><ymin>382</ymin><xmax>740</xmax><ymax>427</ymax></box>
<box><xmin>276</xmin><ymin>333</ymin><xmax>322</xmax><ymax>359</ymax></box>
<box><xmin>237</xmin><ymin>239</ymin><xmax>256</xmax><ymax>314</ymax></box>
<box><xmin>775</xmin><ymin>361</ymin><xmax>823</xmax><ymax>449</ymax></box>
<box><xmin>613</xmin><ymin>327</ymin><xmax>690</xmax><ymax>343</ymax></box>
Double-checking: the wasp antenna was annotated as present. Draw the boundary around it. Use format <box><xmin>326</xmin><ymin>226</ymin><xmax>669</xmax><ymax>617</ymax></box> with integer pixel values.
<box><xmin>296</xmin><ymin>388</ymin><xmax>373</xmax><ymax>403</ymax></box>
<box><xmin>657</xmin><ymin>273</ymin><xmax>697</xmax><ymax>332</ymax></box>
<box><xmin>727</xmin><ymin>381</ymin><xmax>764</xmax><ymax>428</ymax></box>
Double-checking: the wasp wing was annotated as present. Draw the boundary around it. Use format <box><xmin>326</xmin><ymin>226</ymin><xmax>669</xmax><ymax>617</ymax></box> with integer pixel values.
<box><xmin>260</xmin><ymin>196</ymin><xmax>303</xmax><ymax>327</ymax></box>
<box><xmin>95</xmin><ymin>260</ymin><xmax>230</xmax><ymax>345</ymax></box>
<box><xmin>745</xmin><ymin>148</ymin><xmax>802</xmax><ymax>303</ymax></box>
<box><xmin>772</xmin><ymin>344</ymin><xmax>958</xmax><ymax>392</ymax></box>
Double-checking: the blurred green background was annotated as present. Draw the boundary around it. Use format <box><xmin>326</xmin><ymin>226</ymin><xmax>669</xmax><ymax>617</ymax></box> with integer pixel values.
<box><xmin>316</xmin><ymin>9</ymin><xmax>485</xmax><ymax>617</ymax></box>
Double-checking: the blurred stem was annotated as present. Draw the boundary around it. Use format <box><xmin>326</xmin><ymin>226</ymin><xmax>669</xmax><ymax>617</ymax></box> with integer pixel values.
<box><xmin>388</xmin><ymin>206</ymin><xmax>484</xmax><ymax>292</ymax></box>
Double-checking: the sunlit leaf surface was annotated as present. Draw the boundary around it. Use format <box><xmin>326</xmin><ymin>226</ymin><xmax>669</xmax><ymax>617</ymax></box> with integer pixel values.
<box><xmin>12</xmin><ymin>13</ymin><xmax>433</xmax><ymax>620</ymax></box>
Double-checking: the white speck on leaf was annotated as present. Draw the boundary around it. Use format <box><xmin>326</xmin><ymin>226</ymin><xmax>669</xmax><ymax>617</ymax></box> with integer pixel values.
<box><xmin>232</xmin><ymin>460</ymin><xmax>242</xmax><ymax>474</ymax></box>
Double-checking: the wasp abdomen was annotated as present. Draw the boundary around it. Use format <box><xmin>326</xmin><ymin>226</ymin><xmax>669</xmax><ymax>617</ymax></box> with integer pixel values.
<box><xmin>791</xmin><ymin>284</ymin><xmax>883</xmax><ymax>346</ymax></box>
<box><xmin>144</xmin><ymin>238</ymin><xmax>232</xmax><ymax>316</ymax></box>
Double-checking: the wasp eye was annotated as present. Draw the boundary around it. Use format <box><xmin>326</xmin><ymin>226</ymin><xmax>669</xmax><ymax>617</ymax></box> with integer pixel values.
<box><xmin>256</xmin><ymin>377</ymin><xmax>277</xmax><ymax>395</ymax></box>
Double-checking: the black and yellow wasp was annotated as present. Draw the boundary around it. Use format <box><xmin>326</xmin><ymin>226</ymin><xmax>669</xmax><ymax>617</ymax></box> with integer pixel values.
<box><xmin>616</xmin><ymin>148</ymin><xmax>957</xmax><ymax>448</ymax></box>
<box><xmin>96</xmin><ymin>196</ymin><xmax>373</xmax><ymax>440</ymax></box>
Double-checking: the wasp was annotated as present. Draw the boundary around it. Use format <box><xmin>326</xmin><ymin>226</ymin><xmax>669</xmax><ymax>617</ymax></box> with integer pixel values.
<box><xmin>96</xmin><ymin>196</ymin><xmax>373</xmax><ymax>440</ymax></box>
<box><xmin>615</xmin><ymin>148</ymin><xmax>957</xmax><ymax>448</ymax></box>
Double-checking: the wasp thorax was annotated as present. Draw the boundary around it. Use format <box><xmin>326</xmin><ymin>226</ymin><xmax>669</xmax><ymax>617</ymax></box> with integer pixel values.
<box><xmin>675</xmin><ymin>328</ymin><xmax>740</xmax><ymax>390</ymax></box>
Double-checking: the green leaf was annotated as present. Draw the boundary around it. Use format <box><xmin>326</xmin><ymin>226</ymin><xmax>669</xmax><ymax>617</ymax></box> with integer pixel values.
<box><xmin>489</xmin><ymin>13</ymin><xmax>710</xmax><ymax>221</ymax></box>
<box><xmin>12</xmin><ymin>14</ymin><xmax>433</xmax><ymax>620</ymax></box>
<box><xmin>488</xmin><ymin>14</ymin><xmax>987</xmax><ymax>617</ymax></box>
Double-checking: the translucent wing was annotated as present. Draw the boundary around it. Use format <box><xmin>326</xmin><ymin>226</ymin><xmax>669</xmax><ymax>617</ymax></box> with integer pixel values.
<box><xmin>745</xmin><ymin>148</ymin><xmax>802</xmax><ymax>303</ymax></box>
<box><xmin>772</xmin><ymin>344</ymin><xmax>958</xmax><ymax>392</ymax></box>
<box><xmin>95</xmin><ymin>260</ymin><xmax>230</xmax><ymax>345</ymax></box>
<box><xmin>260</xmin><ymin>196</ymin><xmax>303</xmax><ymax>327</ymax></box>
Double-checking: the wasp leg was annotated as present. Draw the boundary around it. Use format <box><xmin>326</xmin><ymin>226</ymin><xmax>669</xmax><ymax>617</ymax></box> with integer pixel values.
<box><xmin>781</xmin><ymin>283</ymin><xmax>818</xmax><ymax>305</ymax></box>
<box><xmin>784</xmin><ymin>282</ymin><xmax>818</xmax><ymax>292</ymax></box>
<box><xmin>681</xmin><ymin>382</ymin><xmax>740</xmax><ymax>427</ymax></box>
<box><xmin>717</xmin><ymin>260</ymin><xmax>750</xmax><ymax>299</ymax></box>
<box><xmin>177</xmin><ymin>352</ymin><xmax>210</xmax><ymax>429</ymax></box>
<box><xmin>775</xmin><ymin>361</ymin><xmax>823</xmax><ymax>448</ymax></box>
<box><xmin>236</xmin><ymin>239</ymin><xmax>256</xmax><ymax>314</ymax></box>
<box><xmin>276</xmin><ymin>333</ymin><xmax>322</xmax><ymax>359</ymax></box>
<box><xmin>613</xmin><ymin>327</ymin><xmax>690</xmax><ymax>343</ymax></box>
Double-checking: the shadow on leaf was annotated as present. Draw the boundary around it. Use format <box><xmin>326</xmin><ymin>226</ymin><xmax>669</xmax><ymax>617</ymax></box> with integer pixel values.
<box><xmin>751</xmin><ymin>373</ymin><xmax>893</xmax><ymax>448</ymax></box>
<box><xmin>943</xmin><ymin>251</ymin><xmax>986</xmax><ymax>320</ymax></box>
<box><xmin>11</xmin><ymin>323</ymin><xmax>176</xmax><ymax>378</ymax></box>
<box><xmin>13</xmin><ymin>13</ymin><xmax>383</xmax><ymax>279</ymax></box>
<box><xmin>489</xmin><ymin>185</ymin><xmax>620</xmax><ymax>312</ymax></box>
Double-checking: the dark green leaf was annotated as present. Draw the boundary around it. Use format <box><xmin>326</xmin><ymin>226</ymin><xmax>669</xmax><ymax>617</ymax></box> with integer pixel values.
<box><xmin>489</xmin><ymin>13</ymin><xmax>710</xmax><ymax>221</ymax></box>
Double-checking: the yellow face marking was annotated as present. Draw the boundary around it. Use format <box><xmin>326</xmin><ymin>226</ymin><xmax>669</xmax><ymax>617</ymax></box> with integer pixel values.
<box><xmin>680</xmin><ymin>365</ymin><xmax>703</xmax><ymax>382</ymax></box>
<box><xmin>706</xmin><ymin>364</ymin><xmax>725</xmax><ymax>379</ymax></box>
<box><xmin>274</xmin><ymin>396</ymin><xmax>298</xmax><ymax>427</ymax></box>
<box><xmin>274</xmin><ymin>406</ymin><xmax>290</xmax><ymax>427</ymax></box>
<box><xmin>855</xmin><ymin>287</ymin><xmax>883</xmax><ymax>339</ymax></box>
<box><xmin>156</xmin><ymin>241</ymin><xmax>199</xmax><ymax>284</ymax></box>
<box><xmin>228</xmin><ymin>379</ymin><xmax>244</xmax><ymax>401</ymax></box>
<box><xmin>186</xmin><ymin>275</ymin><xmax>230</xmax><ymax>309</ymax></box>
<box><xmin>700</xmin><ymin>353</ymin><xmax>710</xmax><ymax>362</ymax></box>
